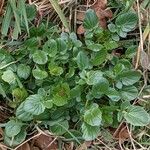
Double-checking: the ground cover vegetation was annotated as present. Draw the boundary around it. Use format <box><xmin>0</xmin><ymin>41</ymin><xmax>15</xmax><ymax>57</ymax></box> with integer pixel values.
<box><xmin>0</xmin><ymin>0</ymin><xmax>150</xmax><ymax>149</ymax></box>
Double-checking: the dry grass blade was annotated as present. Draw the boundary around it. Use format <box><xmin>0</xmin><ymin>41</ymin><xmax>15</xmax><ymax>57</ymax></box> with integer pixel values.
<box><xmin>48</xmin><ymin>0</ymin><xmax>70</xmax><ymax>31</ymax></box>
<box><xmin>9</xmin><ymin>0</ymin><xmax>21</xmax><ymax>34</ymax></box>
<box><xmin>18</xmin><ymin>0</ymin><xmax>29</xmax><ymax>34</ymax></box>
<box><xmin>1</xmin><ymin>3</ymin><xmax>12</xmax><ymax>36</ymax></box>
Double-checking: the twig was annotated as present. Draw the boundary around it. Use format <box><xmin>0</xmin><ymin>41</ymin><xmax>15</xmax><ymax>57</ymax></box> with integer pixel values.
<box><xmin>44</xmin><ymin>136</ymin><xmax>58</xmax><ymax>150</ymax></box>
<box><xmin>135</xmin><ymin>0</ymin><xmax>144</xmax><ymax>69</ymax></box>
<box><xmin>14</xmin><ymin>132</ymin><xmax>42</xmax><ymax>150</ymax></box>
<box><xmin>96</xmin><ymin>138</ymin><xmax>112</xmax><ymax>150</ymax></box>
<box><xmin>126</xmin><ymin>124</ymin><xmax>136</xmax><ymax>150</ymax></box>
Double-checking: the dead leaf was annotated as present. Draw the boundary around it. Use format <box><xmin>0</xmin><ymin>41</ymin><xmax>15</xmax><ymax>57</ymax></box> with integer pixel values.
<box><xmin>34</xmin><ymin>134</ymin><xmax>58</xmax><ymax>150</ymax></box>
<box><xmin>91</xmin><ymin>0</ymin><xmax>113</xmax><ymax>28</ymax></box>
<box><xmin>77</xmin><ymin>25</ymin><xmax>85</xmax><ymax>35</ymax></box>
<box><xmin>0</xmin><ymin>0</ymin><xmax>4</xmax><ymax>15</ymax></box>
<box><xmin>77</xmin><ymin>0</ymin><xmax>113</xmax><ymax>34</ymax></box>
<box><xmin>16</xmin><ymin>143</ymin><xmax>30</xmax><ymax>150</ymax></box>
<box><xmin>31</xmin><ymin>146</ymin><xmax>40</xmax><ymax>150</ymax></box>
<box><xmin>140</xmin><ymin>51</ymin><xmax>150</xmax><ymax>70</ymax></box>
<box><xmin>113</xmin><ymin>123</ymin><xmax>130</xmax><ymax>143</ymax></box>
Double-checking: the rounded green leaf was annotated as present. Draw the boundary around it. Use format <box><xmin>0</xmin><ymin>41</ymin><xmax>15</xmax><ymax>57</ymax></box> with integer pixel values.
<box><xmin>118</xmin><ymin>70</ymin><xmax>141</xmax><ymax>86</ymax></box>
<box><xmin>84</xmin><ymin>103</ymin><xmax>102</xmax><ymax>126</ymax></box>
<box><xmin>32</xmin><ymin>50</ymin><xmax>48</xmax><ymax>64</ymax></box>
<box><xmin>16</xmin><ymin>102</ymin><xmax>33</xmax><ymax>121</ymax></box>
<box><xmin>91</xmin><ymin>77</ymin><xmax>109</xmax><ymax>98</ymax></box>
<box><xmin>49</xmin><ymin>120</ymin><xmax>69</xmax><ymax>135</ymax></box>
<box><xmin>86</xmin><ymin>70</ymin><xmax>103</xmax><ymax>85</ymax></box>
<box><xmin>17</xmin><ymin>64</ymin><xmax>31</xmax><ymax>79</ymax></box>
<box><xmin>2</xmin><ymin>70</ymin><xmax>16</xmax><ymax>84</ymax></box>
<box><xmin>115</xmin><ymin>12</ymin><xmax>138</xmax><ymax>32</ymax></box>
<box><xmin>56</xmin><ymin>38</ymin><xmax>67</xmax><ymax>54</ymax></box>
<box><xmin>43</xmin><ymin>100</ymin><xmax>53</xmax><ymax>109</ymax></box>
<box><xmin>81</xmin><ymin>122</ymin><xmax>100</xmax><ymax>141</ymax></box>
<box><xmin>43</xmin><ymin>39</ymin><xmax>57</xmax><ymax>57</ymax></box>
<box><xmin>106</xmin><ymin>88</ymin><xmax>121</xmax><ymax>101</ymax></box>
<box><xmin>124</xmin><ymin>106</ymin><xmax>150</xmax><ymax>126</ymax></box>
<box><xmin>32</xmin><ymin>69</ymin><xmax>48</xmax><ymax>80</ymax></box>
<box><xmin>91</xmin><ymin>50</ymin><xmax>107</xmax><ymax>66</ymax></box>
<box><xmin>83</xmin><ymin>9</ymin><xmax>99</xmax><ymax>29</ymax></box>
<box><xmin>5</xmin><ymin>120</ymin><xmax>22</xmax><ymax>137</ymax></box>
<box><xmin>76</xmin><ymin>51</ymin><xmax>90</xmax><ymax>70</ymax></box>
<box><xmin>52</xmin><ymin>95</ymin><xmax>68</xmax><ymax>106</ymax></box>
<box><xmin>12</xmin><ymin>88</ymin><xmax>28</xmax><ymax>102</ymax></box>
<box><xmin>108</xmin><ymin>23</ymin><xmax>117</xmax><ymax>33</ymax></box>
<box><xmin>49</xmin><ymin>65</ymin><xmax>63</xmax><ymax>76</ymax></box>
<box><xmin>23</xmin><ymin>94</ymin><xmax>45</xmax><ymax>115</ymax></box>
<box><xmin>4</xmin><ymin>129</ymin><xmax>26</xmax><ymax>147</ymax></box>
<box><xmin>120</xmin><ymin>86</ymin><xmax>138</xmax><ymax>101</ymax></box>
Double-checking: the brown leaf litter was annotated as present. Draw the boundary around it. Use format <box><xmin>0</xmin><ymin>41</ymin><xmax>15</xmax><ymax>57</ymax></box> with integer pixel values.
<box><xmin>77</xmin><ymin>0</ymin><xmax>113</xmax><ymax>34</ymax></box>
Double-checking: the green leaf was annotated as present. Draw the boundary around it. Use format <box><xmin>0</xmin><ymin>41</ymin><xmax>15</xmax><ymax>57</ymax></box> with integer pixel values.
<box><xmin>5</xmin><ymin>120</ymin><xmax>22</xmax><ymax>137</ymax></box>
<box><xmin>2</xmin><ymin>70</ymin><xmax>16</xmax><ymax>84</ymax></box>
<box><xmin>4</xmin><ymin>129</ymin><xmax>26</xmax><ymax>147</ymax></box>
<box><xmin>83</xmin><ymin>9</ymin><xmax>99</xmax><ymax>29</ymax></box>
<box><xmin>43</xmin><ymin>100</ymin><xmax>53</xmax><ymax>109</ymax></box>
<box><xmin>12</xmin><ymin>88</ymin><xmax>28</xmax><ymax>102</ymax></box>
<box><xmin>123</xmin><ymin>105</ymin><xmax>150</xmax><ymax>126</ymax></box>
<box><xmin>108</xmin><ymin>23</ymin><xmax>117</xmax><ymax>33</ymax></box>
<box><xmin>57</xmin><ymin>38</ymin><xmax>67</xmax><ymax>54</ymax></box>
<box><xmin>32</xmin><ymin>51</ymin><xmax>48</xmax><ymax>64</ymax></box>
<box><xmin>106</xmin><ymin>88</ymin><xmax>121</xmax><ymax>101</ymax></box>
<box><xmin>84</xmin><ymin>103</ymin><xmax>102</xmax><ymax>126</ymax></box>
<box><xmin>81</xmin><ymin>123</ymin><xmax>100</xmax><ymax>141</ymax></box>
<box><xmin>26</xmin><ymin>4</ymin><xmax>36</xmax><ymax>21</ymax></box>
<box><xmin>111</xmin><ymin>34</ymin><xmax>120</xmax><ymax>41</ymax></box>
<box><xmin>118</xmin><ymin>70</ymin><xmax>141</xmax><ymax>86</ymax></box>
<box><xmin>76</xmin><ymin>51</ymin><xmax>90</xmax><ymax>70</ymax></box>
<box><xmin>116</xmin><ymin>12</ymin><xmax>138</xmax><ymax>32</ymax></box>
<box><xmin>43</xmin><ymin>39</ymin><xmax>57</xmax><ymax>57</ymax></box>
<box><xmin>91</xmin><ymin>50</ymin><xmax>107</xmax><ymax>66</ymax></box>
<box><xmin>49</xmin><ymin>120</ymin><xmax>69</xmax><ymax>135</ymax></box>
<box><xmin>86</xmin><ymin>70</ymin><xmax>103</xmax><ymax>85</ymax></box>
<box><xmin>23</xmin><ymin>94</ymin><xmax>45</xmax><ymax>115</ymax></box>
<box><xmin>52</xmin><ymin>83</ymin><xmax>70</xmax><ymax>106</ymax></box>
<box><xmin>17</xmin><ymin>64</ymin><xmax>31</xmax><ymax>79</ymax></box>
<box><xmin>32</xmin><ymin>69</ymin><xmax>48</xmax><ymax>80</ymax></box>
<box><xmin>92</xmin><ymin>78</ymin><xmax>109</xmax><ymax>98</ymax></box>
<box><xmin>87</xmin><ymin>43</ymin><xmax>103</xmax><ymax>52</ymax></box>
<box><xmin>49</xmin><ymin>64</ymin><xmax>63</xmax><ymax>76</ymax></box>
<box><xmin>120</xmin><ymin>86</ymin><xmax>138</xmax><ymax>101</ymax></box>
<box><xmin>16</xmin><ymin>102</ymin><xmax>33</xmax><ymax>121</ymax></box>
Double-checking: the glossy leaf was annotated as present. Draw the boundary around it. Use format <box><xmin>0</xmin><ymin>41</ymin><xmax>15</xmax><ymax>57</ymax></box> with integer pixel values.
<box><xmin>23</xmin><ymin>94</ymin><xmax>45</xmax><ymax>115</ymax></box>
<box><xmin>84</xmin><ymin>103</ymin><xmax>102</xmax><ymax>126</ymax></box>
<box><xmin>32</xmin><ymin>50</ymin><xmax>48</xmax><ymax>64</ymax></box>
<box><xmin>83</xmin><ymin>9</ymin><xmax>98</xmax><ymax>29</ymax></box>
<box><xmin>17</xmin><ymin>64</ymin><xmax>31</xmax><ymax>79</ymax></box>
<box><xmin>2</xmin><ymin>70</ymin><xmax>16</xmax><ymax>84</ymax></box>
<box><xmin>120</xmin><ymin>86</ymin><xmax>138</xmax><ymax>101</ymax></box>
<box><xmin>5</xmin><ymin>120</ymin><xmax>22</xmax><ymax>137</ymax></box>
<box><xmin>76</xmin><ymin>51</ymin><xmax>90</xmax><ymax>70</ymax></box>
<box><xmin>118</xmin><ymin>70</ymin><xmax>141</xmax><ymax>86</ymax></box>
<box><xmin>81</xmin><ymin>123</ymin><xmax>100</xmax><ymax>141</ymax></box>
<box><xmin>32</xmin><ymin>69</ymin><xmax>48</xmax><ymax>80</ymax></box>
<box><xmin>124</xmin><ymin>105</ymin><xmax>150</xmax><ymax>126</ymax></box>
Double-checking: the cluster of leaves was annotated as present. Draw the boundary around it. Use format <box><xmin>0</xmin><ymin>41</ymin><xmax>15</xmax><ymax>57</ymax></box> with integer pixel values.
<box><xmin>0</xmin><ymin>9</ymin><xmax>150</xmax><ymax>147</ymax></box>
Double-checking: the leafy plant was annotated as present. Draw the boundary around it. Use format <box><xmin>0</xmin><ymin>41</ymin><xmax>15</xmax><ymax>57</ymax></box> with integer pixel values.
<box><xmin>108</xmin><ymin>11</ymin><xmax>138</xmax><ymax>41</ymax></box>
<box><xmin>0</xmin><ymin>9</ymin><xmax>149</xmax><ymax>147</ymax></box>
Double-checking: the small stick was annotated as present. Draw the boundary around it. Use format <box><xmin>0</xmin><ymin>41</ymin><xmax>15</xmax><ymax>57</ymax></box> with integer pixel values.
<box><xmin>135</xmin><ymin>0</ymin><xmax>144</xmax><ymax>69</ymax></box>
